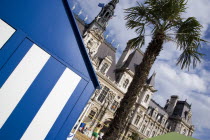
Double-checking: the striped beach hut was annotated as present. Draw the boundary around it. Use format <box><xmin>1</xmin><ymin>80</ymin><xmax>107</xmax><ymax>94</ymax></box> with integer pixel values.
<box><xmin>0</xmin><ymin>0</ymin><xmax>100</xmax><ymax>139</ymax></box>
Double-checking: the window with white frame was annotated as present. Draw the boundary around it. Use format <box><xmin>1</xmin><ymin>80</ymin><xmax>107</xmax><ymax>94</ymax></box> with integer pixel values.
<box><xmin>182</xmin><ymin>129</ymin><xmax>186</xmax><ymax>135</ymax></box>
<box><xmin>97</xmin><ymin>86</ymin><xmax>109</xmax><ymax>103</ymax></box>
<box><xmin>100</xmin><ymin>63</ymin><xmax>109</xmax><ymax>74</ymax></box>
<box><xmin>152</xmin><ymin>131</ymin><xmax>156</xmax><ymax>137</ymax></box>
<box><xmin>134</xmin><ymin>115</ymin><xmax>141</xmax><ymax>125</ymax></box>
<box><xmin>110</xmin><ymin>100</ymin><xmax>119</xmax><ymax>111</ymax></box>
<box><xmin>123</xmin><ymin>79</ymin><xmax>129</xmax><ymax>88</ymax></box>
<box><xmin>141</xmin><ymin>125</ymin><xmax>146</xmax><ymax>133</ymax></box>
<box><xmin>0</xmin><ymin>19</ymin><xmax>16</xmax><ymax>49</ymax></box>
<box><xmin>146</xmin><ymin>130</ymin><xmax>150</xmax><ymax>136</ymax></box>
<box><xmin>88</xmin><ymin>110</ymin><xmax>96</xmax><ymax>120</ymax></box>
<box><xmin>144</xmin><ymin>94</ymin><xmax>150</xmax><ymax>103</ymax></box>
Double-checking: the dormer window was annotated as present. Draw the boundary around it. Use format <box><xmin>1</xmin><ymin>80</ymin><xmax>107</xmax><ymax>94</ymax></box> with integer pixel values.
<box><xmin>123</xmin><ymin>79</ymin><xmax>129</xmax><ymax>88</ymax></box>
<box><xmin>144</xmin><ymin>94</ymin><xmax>150</xmax><ymax>103</ymax></box>
<box><xmin>162</xmin><ymin>119</ymin><xmax>165</xmax><ymax>124</ymax></box>
<box><xmin>100</xmin><ymin>63</ymin><xmax>109</xmax><ymax>74</ymax></box>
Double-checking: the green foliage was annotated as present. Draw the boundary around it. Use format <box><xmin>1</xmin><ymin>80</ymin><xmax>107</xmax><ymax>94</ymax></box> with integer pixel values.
<box><xmin>128</xmin><ymin>132</ymin><xmax>141</xmax><ymax>140</ymax></box>
<box><xmin>124</xmin><ymin>0</ymin><xmax>206</xmax><ymax>70</ymax></box>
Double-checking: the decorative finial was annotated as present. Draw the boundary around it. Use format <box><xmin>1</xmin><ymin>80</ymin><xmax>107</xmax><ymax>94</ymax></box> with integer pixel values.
<box><xmin>84</xmin><ymin>15</ymin><xmax>88</xmax><ymax>22</ymax></box>
<box><xmin>111</xmin><ymin>39</ymin><xmax>115</xmax><ymax>44</ymax></box>
<box><xmin>71</xmin><ymin>3</ymin><xmax>77</xmax><ymax>10</ymax></box>
<box><xmin>78</xmin><ymin>10</ymin><xmax>83</xmax><ymax>16</ymax></box>
<box><xmin>116</xmin><ymin>44</ymin><xmax>120</xmax><ymax>49</ymax></box>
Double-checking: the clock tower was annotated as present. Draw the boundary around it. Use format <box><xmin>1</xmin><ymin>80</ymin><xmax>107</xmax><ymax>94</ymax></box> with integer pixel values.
<box><xmin>83</xmin><ymin>0</ymin><xmax>119</xmax><ymax>57</ymax></box>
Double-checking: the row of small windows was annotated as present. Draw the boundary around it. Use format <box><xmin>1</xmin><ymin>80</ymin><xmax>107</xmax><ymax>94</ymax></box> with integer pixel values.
<box><xmin>133</xmin><ymin>115</ymin><xmax>169</xmax><ymax>138</ymax></box>
<box><xmin>140</xmin><ymin>125</ymin><xmax>164</xmax><ymax>137</ymax></box>
<box><xmin>97</xmin><ymin>86</ymin><xmax>119</xmax><ymax>112</ymax></box>
<box><xmin>88</xmin><ymin>102</ymin><xmax>119</xmax><ymax>121</ymax></box>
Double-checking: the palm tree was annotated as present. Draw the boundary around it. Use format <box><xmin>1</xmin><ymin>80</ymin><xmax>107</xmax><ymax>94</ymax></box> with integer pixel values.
<box><xmin>103</xmin><ymin>0</ymin><xmax>206</xmax><ymax>140</ymax></box>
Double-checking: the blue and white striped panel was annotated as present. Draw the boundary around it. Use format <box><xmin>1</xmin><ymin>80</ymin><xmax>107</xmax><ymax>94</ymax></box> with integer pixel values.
<box><xmin>0</xmin><ymin>43</ymin><xmax>81</xmax><ymax>139</ymax></box>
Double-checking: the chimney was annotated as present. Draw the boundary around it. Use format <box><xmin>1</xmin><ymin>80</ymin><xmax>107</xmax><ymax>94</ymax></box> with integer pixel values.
<box><xmin>165</xmin><ymin>95</ymin><xmax>179</xmax><ymax>116</ymax></box>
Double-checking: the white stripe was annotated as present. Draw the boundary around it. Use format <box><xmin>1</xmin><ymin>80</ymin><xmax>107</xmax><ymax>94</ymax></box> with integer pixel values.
<box><xmin>21</xmin><ymin>69</ymin><xmax>81</xmax><ymax>140</ymax></box>
<box><xmin>0</xmin><ymin>19</ymin><xmax>16</xmax><ymax>49</ymax></box>
<box><xmin>0</xmin><ymin>44</ymin><xmax>50</xmax><ymax>128</ymax></box>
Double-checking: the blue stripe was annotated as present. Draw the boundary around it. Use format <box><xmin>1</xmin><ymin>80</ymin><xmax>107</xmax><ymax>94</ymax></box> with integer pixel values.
<box><xmin>0</xmin><ymin>30</ymin><xmax>26</xmax><ymax>70</ymax></box>
<box><xmin>0</xmin><ymin>57</ymin><xmax>65</xmax><ymax>140</ymax></box>
<box><xmin>55</xmin><ymin>81</ymin><xmax>95</xmax><ymax>140</ymax></box>
<box><xmin>45</xmin><ymin>79</ymin><xmax>88</xmax><ymax>139</ymax></box>
<box><xmin>0</xmin><ymin>38</ymin><xmax>32</xmax><ymax>88</ymax></box>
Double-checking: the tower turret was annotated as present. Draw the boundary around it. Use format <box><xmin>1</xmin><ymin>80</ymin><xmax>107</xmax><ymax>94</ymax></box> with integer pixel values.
<box><xmin>165</xmin><ymin>95</ymin><xmax>179</xmax><ymax>116</ymax></box>
<box><xmin>83</xmin><ymin>0</ymin><xmax>119</xmax><ymax>57</ymax></box>
<box><xmin>94</xmin><ymin>0</ymin><xmax>119</xmax><ymax>32</ymax></box>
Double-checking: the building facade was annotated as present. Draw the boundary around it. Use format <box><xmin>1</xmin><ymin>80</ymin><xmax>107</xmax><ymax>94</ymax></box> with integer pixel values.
<box><xmin>73</xmin><ymin>0</ymin><xmax>194</xmax><ymax>139</ymax></box>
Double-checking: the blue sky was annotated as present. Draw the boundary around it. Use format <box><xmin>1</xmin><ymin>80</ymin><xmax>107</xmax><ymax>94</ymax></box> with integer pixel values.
<box><xmin>70</xmin><ymin>0</ymin><xmax>210</xmax><ymax>139</ymax></box>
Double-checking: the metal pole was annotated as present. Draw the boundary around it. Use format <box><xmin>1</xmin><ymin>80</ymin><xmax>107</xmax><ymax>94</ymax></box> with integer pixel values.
<box><xmin>73</xmin><ymin>102</ymin><xmax>93</xmax><ymax>137</ymax></box>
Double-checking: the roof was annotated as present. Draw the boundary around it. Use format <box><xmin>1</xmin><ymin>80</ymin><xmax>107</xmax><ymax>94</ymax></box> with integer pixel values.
<box><xmin>0</xmin><ymin>0</ymin><xmax>100</xmax><ymax>89</ymax></box>
<box><xmin>75</xmin><ymin>15</ymin><xmax>86</xmax><ymax>34</ymax></box>
<box><xmin>172</xmin><ymin>101</ymin><xmax>192</xmax><ymax>124</ymax></box>
<box><xmin>146</xmin><ymin>132</ymin><xmax>198</xmax><ymax>140</ymax></box>
<box><xmin>95</xmin><ymin>40</ymin><xmax>117</xmax><ymax>81</ymax></box>
<box><xmin>149</xmin><ymin>99</ymin><xmax>168</xmax><ymax>116</ymax></box>
<box><xmin>122</xmin><ymin>49</ymin><xmax>144</xmax><ymax>73</ymax></box>
<box><xmin>147</xmin><ymin>72</ymin><xmax>156</xmax><ymax>87</ymax></box>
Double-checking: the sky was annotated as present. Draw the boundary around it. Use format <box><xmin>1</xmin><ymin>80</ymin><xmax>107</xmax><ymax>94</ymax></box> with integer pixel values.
<box><xmin>70</xmin><ymin>0</ymin><xmax>210</xmax><ymax>139</ymax></box>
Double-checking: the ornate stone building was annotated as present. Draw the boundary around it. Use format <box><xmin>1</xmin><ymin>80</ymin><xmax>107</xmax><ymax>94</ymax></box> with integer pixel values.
<box><xmin>73</xmin><ymin>0</ymin><xmax>194</xmax><ymax>139</ymax></box>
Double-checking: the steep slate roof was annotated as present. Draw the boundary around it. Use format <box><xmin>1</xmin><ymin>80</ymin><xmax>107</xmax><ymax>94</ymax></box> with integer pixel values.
<box><xmin>147</xmin><ymin>72</ymin><xmax>156</xmax><ymax>87</ymax></box>
<box><xmin>95</xmin><ymin>40</ymin><xmax>117</xmax><ymax>81</ymax></box>
<box><xmin>122</xmin><ymin>49</ymin><xmax>144</xmax><ymax>73</ymax></box>
<box><xmin>75</xmin><ymin>15</ymin><xmax>86</xmax><ymax>34</ymax></box>
<box><xmin>149</xmin><ymin>99</ymin><xmax>168</xmax><ymax>116</ymax></box>
<box><xmin>172</xmin><ymin>101</ymin><xmax>192</xmax><ymax>124</ymax></box>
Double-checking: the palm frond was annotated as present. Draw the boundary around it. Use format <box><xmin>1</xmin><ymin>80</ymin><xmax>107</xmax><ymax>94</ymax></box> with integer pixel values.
<box><xmin>127</xmin><ymin>35</ymin><xmax>145</xmax><ymax>49</ymax></box>
<box><xmin>175</xmin><ymin>17</ymin><xmax>206</xmax><ymax>69</ymax></box>
<box><xmin>176</xmin><ymin>46</ymin><xmax>204</xmax><ymax>69</ymax></box>
<box><xmin>176</xmin><ymin>17</ymin><xmax>206</xmax><ymax>50</ymax></box>
<box><xmin>124</xmin><ymin>2</ymin><xmax>160</xmax><ymax>29</ymax></box>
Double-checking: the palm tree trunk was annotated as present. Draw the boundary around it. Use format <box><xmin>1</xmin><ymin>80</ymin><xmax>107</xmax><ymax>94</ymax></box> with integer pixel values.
<box><xmin>103</xmin><ymin>33</ymin><xmax>164</xmax><ymax>140</ymax></box>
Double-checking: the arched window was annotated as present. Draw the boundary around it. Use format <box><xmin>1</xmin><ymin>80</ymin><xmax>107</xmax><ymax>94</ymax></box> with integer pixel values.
<box><xmin>152</xmin><ymin>131</ymin><xmax>156</xmax><ymax>137</ymax></box>
<box><xmin>100</xmin><ymin>63</ymin><xmax>109</xmax><ymax>74</ymax></box>
<box><xmin>110</xmin><ymin>100</ymin><xmax>119</xmax><ymax>111</ymax></box>
<box><xmin>105</xmin><ymin>12</ymin><xmax>110</xmax><ymax>18</ymax></box>
<box><xmin>88</xmin><ymin>110</ymin><xmax>96</xmax><ymax>120</ymax></box>
<box><xmin>141</xmin><ymin>125</ymin><xmax>146</xmax><ymax>133</ymax></box>
<box><xmin>144</xmin><ymin>94</ymin><xmax>150</xmax><ymax>103</ymax></box>
<box><xmin>183</xmin><ymin>129</ymin><xmax>186</xmax><ymax>135</ymax></box>
<box><xmin>123</xmin><ymin>79</ymin><xmax>129</xmax><ymax>88</ymax></box>
<box><xmin>134</xmin><ymin>115</ymin><xmax>141</xmax><ymax>125</ymax></box>
<box><xmin>97</xmin><ymin>86</ymin><xmax>109</xmax><ymax>103</ymax></box>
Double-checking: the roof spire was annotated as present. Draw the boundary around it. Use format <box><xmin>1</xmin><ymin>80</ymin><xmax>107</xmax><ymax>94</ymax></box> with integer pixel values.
<box><xmin>146</xmin><ymin>71</ymin><xmax>156</xmax><ymax>87</ymax></box>
<box><xmin>108</xmin><ymin>0</ymin><xmax>119</xmax><ymax>8</ymax></box>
